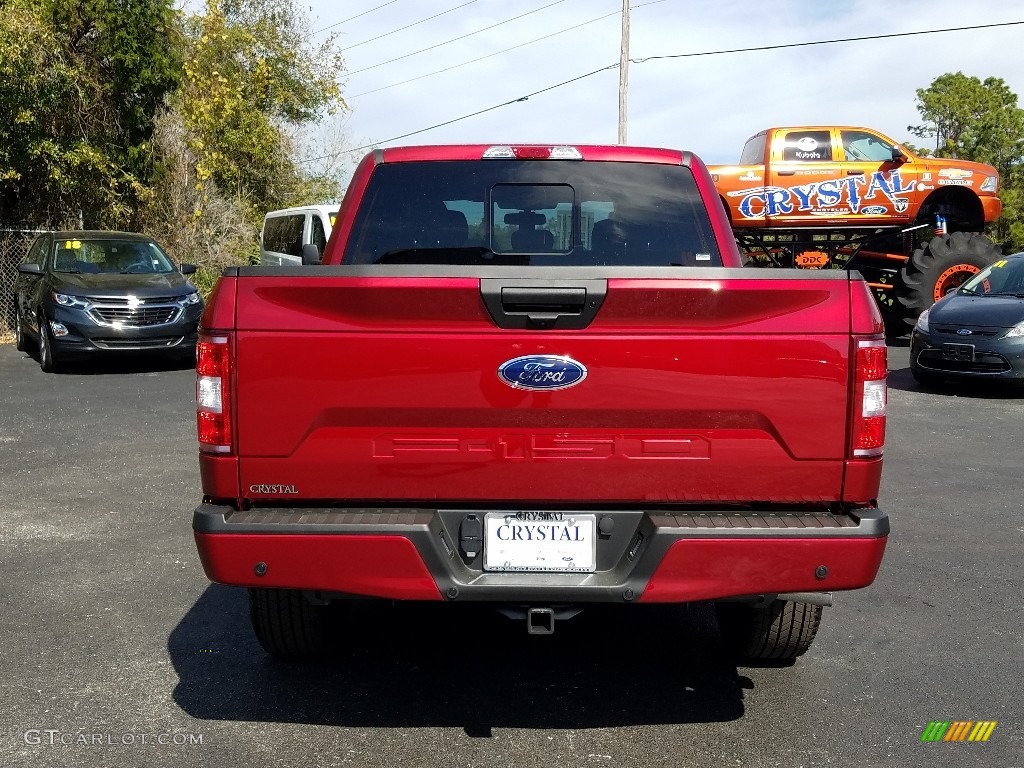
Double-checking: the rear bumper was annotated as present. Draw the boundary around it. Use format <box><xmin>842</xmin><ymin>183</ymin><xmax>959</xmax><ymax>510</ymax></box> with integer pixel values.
<box><xmin>193</xmin><ymin>504</ymin><xmax>888</xmax><ymax>604</ymax></box>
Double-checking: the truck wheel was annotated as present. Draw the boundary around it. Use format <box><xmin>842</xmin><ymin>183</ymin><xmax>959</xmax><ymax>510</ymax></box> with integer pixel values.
<box><xmin>716</xmin><ymin>599</ymin><xmax>822</xmax><ymax>662</ymax></box>
<box><xmin>248</xmin><ymin>588</ymin><xmax>343</xmax><ymax>658</ymax></box>
<box><xmin>896</xmin><ymin>232</ymin><xmax>1001</xmax><ymax>321</ymax></box>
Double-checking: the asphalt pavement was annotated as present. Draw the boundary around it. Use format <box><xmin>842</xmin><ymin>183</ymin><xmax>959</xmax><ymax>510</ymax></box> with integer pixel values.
<box><xmin>0</xmin><ymin>339</ymin><xmax>1021</xmax><ymax>768</ymax></box>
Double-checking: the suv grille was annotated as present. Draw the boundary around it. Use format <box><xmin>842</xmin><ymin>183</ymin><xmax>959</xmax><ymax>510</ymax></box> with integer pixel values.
<box><xmin>91</xmin><ymin>306</ymin><xmax>179</xmax><ymax>327</ymax></box>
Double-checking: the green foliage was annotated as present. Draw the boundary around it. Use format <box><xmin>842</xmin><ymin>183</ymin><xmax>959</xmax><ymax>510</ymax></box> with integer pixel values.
<box><xmin>0</xmin><ymin>0</ymin><xmax>180</xmax><ymax>227</ymax></box>
<box><xmin>910</xmin><ymin>72</ymin><xmax>1024</xmax><ymax>251</ymax></box>
<box><xmin>180</xmin><ymin>0</ymin><xmax>346</xmax><ymax>224</ymax></box>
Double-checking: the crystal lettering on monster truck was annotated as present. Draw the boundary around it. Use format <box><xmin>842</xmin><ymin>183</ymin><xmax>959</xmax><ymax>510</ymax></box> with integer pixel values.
<box><xmin>736</xmin><ymin>170</ymin><xmax>916</xmax><ymax>218</ymax></box>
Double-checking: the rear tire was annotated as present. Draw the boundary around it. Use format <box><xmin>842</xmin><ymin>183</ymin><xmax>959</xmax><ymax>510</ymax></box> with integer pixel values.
<box><xmin>896</xmin><ymin>232</ymin><xmax>1001</xmax><ymax>323</ymax></box>
<box><xmin>248</xmin><ymin>588</ymin><xmax>344</xmax><ymax>658</ymax></box>
<box><xmin>716</xmin><ymin>599</ymin><xmax>822</xmax><ymax>662</ymax></box>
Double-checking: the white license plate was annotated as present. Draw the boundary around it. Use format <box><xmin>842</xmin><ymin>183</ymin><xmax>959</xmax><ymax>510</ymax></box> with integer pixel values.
<box><xmin>483</xmin><ymin>512</ymin><xmax>596</xmax><ymax>573</ymax></box>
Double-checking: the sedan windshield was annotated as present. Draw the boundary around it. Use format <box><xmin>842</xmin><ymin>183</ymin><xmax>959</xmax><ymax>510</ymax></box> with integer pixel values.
<box><xmin>51</xmin><ymin>238</ymin><xmax>175</xmax><ymax>274</ymax></box>
<box><xmin>959</xmin><ymin>255</ymin><xmax>1024</xmax><ymax>296</ymax></box>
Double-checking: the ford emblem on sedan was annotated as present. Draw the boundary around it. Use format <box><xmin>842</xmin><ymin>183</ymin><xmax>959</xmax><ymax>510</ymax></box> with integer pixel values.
<box><xmin>498</xmin><ymin>355</ymin><xmax>587</xmax><ymax>391</ymax></box>
<box><xmin>957</xmin><ymin>328</ymin><xmax>973</xmax><ymax>336</ymax></box>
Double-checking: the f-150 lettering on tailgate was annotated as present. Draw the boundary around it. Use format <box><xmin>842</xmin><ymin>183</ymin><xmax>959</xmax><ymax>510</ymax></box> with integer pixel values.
<box><xmin>373</xmin><ymin>434</ymin><xmax>711</xmax><ymax>460</ymax></box>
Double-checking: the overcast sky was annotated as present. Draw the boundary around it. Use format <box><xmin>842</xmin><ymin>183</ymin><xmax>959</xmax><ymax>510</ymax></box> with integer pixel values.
<box><xmin>308</xmin><ymin>0</ymin><xmax>1024</xmax><ymax>167</ymax></box>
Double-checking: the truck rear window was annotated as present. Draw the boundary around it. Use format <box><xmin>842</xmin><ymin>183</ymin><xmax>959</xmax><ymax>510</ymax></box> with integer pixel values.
<box><xmin>341</xmin><ymin>160</ymin><xmax>722</xmax><ymax>267</ymax></box>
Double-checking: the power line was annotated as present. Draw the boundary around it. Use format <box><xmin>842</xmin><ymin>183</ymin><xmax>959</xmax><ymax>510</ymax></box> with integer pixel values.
<box><xmin>349</xmin><ymin>9</ymin><xmax>622</xmax><ymax>99</ymax></box>
<box><xmin>348</xmin><ymin>1</ymin><xmax>666</xmax><ymax>99</ymax></box>
<box><xmin>300</xmin><ymin>63</ymin><xmax>619</xmax><ymax>162</ymax></box>
<box><xmin>304</xmin><ymin>18</ymin><xmax>1024</xmax><ymax>161</ymax></box>
<box><xmin>346</xmin><ymin>0</ymin><xmax>569</xmax><ymax>76</ymax></box>
<box><xmin>340</xmin><ymin>1</ymin><xmax>479</xmax><ymax>52</ymax></box>
<box><xmin>632</xmin><ymin>19</ymin><xmax>1024</xmax><ymax>63</ymax></box>
<box><xmin>311</xmin><ymin>1</ymin><xmax>400</xmax><ymax>37</ymax></box>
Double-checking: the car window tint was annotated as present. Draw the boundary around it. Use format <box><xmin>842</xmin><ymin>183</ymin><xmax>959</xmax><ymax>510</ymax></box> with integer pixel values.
<box><xmin>51</xmin><ymin>238</ymin><xmax>174</xmax><ymax>273</ymax></box>
<box><xmin>342</xmin><ymin>160</ymin><xmax>722</xmax><ymax>267</ymax></box>
<box><xmin>781</xmin><ymin>130</ymin><xmax>833</xmax><ymax>162</ymax></box>
<box><xmin>25</xmin><ymin>236</ymin><xmax>45</xmax><ymax>265</ymax></box>
<box><xmin>312</xmin><ymin>215</ymin><xmax>328</xmax><ymax>253</ymax></box>
<box><xmin>263</xmin><ymin>214</ymin><xmax>305</xmax><ymax>256</ymax></box>
<box><xmin>842</xmin><ymin>130</ymin><xmax>895</xmax><ymax>162</ymax></box>
<box><xmin>739</xmin><ymin>133</ymin><xmax>767</xmax><ymax>165</ymax></box>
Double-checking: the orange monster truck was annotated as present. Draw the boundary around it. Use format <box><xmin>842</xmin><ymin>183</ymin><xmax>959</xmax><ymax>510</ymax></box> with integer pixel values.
<box><xmin>708</xmin><ymin>126</ymin><xmax>1003</xmax><ymax>325</ymax></box>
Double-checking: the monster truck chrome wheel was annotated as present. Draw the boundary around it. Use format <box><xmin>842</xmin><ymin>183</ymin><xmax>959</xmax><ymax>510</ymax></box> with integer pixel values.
<box><xmin>895</xmin><ymin>232</ymin><xmax>1002</xmax><ymax>324</ymax></box>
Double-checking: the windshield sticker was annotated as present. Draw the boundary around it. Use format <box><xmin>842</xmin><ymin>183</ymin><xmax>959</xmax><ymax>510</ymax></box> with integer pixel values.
<box><xmin>734</xmin><ymin>170</ymin><xmax>915</xmax><ymax>218</ymax></box>
<box><xmin>64</xmin><ymin>240</ymin><xmax>82</xmax><ymax>250</ymax></box>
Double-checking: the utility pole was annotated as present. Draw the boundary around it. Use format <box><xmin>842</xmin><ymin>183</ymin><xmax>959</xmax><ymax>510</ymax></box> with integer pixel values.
<box><xmin>618</xmin><ymin>0</ymin><xmax>630</xmax><ymax>144</ymax></box>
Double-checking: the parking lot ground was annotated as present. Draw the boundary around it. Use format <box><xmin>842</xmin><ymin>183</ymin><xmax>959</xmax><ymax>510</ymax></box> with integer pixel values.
<box><xmin>0</xmin><ymin>341</ymin><xmax>1021</xmax><ymax>768</ymax></box>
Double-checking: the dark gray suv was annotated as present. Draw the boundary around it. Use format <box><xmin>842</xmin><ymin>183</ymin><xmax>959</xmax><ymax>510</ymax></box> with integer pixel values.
<box><xmin>13</xmin><ymin>231</ymin><xmax>204</xmax><ymax>372</ymax></box>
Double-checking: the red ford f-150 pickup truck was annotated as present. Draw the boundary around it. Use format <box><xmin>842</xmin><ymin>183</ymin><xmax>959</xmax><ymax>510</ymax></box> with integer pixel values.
<box><xmin>192</xmin><ymin>144</ymin><xmax>889</xmax><ymax>662</ymax></box>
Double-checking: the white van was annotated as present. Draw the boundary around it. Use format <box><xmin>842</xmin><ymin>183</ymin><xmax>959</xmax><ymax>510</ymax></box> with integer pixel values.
<box><xmin>259</xmin><ymin>205</ymin><xmax>339</xmax><ymax>266</ymax></box>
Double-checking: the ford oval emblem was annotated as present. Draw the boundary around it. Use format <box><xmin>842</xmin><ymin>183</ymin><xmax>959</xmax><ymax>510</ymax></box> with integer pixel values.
<box><xmin>498</xmin><ymin>355</ymin><xmax>587</xmax><ymax>391</ymax></box>
<box><xmin>957</xmin><ymin>328</ymin><xmax>973</xmax><ymax>336</ymax></box>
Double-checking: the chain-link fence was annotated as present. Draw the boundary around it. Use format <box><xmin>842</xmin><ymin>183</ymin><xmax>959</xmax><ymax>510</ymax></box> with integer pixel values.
<box><xmin>1</xmin><ymin>229</ymin><xmax>45</xmax><ymax>333</ymax></box>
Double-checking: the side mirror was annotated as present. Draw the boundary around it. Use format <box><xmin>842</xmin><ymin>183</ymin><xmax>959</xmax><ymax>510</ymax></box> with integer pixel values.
<box><xmin>16</xmin><ymin>263</ymin><xmax>43</xmax><ymax>275</ymax></box>
<box><xmin>179</xmin><ymin>263</ymin><xmax>198</xmax><ymax>275</ymax></box>
<box><xmin>891</xmin><ymin>146</ymin><xmax>907</xmax><ymax>164</ymax></box>
<box><xmin>300</xmin><ymin>243</ymin><xmax>322</xmax><ymax>265</ymax></box>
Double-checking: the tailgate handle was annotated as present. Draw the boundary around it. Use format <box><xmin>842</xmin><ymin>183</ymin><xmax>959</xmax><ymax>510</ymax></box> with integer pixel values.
<box><xmin>501</xmin><ymin>287</ymin><xmax>585</xmax><ymax>316</ymax></box>
<box><xmin>481</xmin><ymin>279</ymin><xmax>607</xmax><ymax>330</ymax></box>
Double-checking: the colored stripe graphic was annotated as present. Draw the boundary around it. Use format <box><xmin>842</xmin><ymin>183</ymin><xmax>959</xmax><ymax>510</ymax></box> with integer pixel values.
<box><xmin>968</xmin><ymin>722</ymin><xmax>997</xmax><ymax>742</ymax></box>
<box><xmin>945</xmin><ymin>721</ymin><xmax>971</xmax><ymax>741</ymax></box>
<box><xmin>921</xmin><ymin>721</ymin><xmax>996</xmax><ymax>743</ymax></box>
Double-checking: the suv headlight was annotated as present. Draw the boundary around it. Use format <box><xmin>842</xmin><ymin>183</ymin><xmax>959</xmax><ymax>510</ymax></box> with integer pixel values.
<box><xmin>915</xmin><ymin>308</ymin><xmax>930</xmax><ymax>334</ymax></box>
<box><xmin>179</xmin><ymin>291</ymin><xmax>202</xmax><ymax>306</ymax></box>
<box><xmin>52</xmin><ymin>292</ymin><xmax>91</xmax><ymax>309</ymax></box>
<box><xmin>1006</xmin><ymin>321</ymin><xmax>1024</xmax><ymax>339</ymax></box>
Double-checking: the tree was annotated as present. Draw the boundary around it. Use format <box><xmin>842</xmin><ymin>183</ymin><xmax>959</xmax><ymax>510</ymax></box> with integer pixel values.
<box><xmin>178</xmin><ymin>0</ymin><xmax>346</xmax><ymax>223</ymax></box>
<box><xmin>0</xmin><ymin>0</ymin><xmax>179</xmax><ymax>227</ymax></box>
<box><xmin>909</xmin><ymin>72</ymin><xmax>1024</xmax><ymax>249</ymax></box>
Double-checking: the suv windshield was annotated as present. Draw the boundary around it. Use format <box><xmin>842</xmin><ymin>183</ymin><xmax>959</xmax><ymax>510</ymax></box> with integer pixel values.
<box><xmin>51</xmin><ymin>238</ymin><xmax>175</xmax><ymax>274</ymax></box>
<box><xmin>342</xmin><ymin>160</ymin><xmax>722</xmax><ymax>267</ymax></box>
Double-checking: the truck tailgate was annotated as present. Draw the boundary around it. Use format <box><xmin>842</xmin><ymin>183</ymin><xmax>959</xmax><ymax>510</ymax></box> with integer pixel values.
<box><xmin>229</xmin><ymin>267</ymin><xmax>856</xmax><ymax>504</ymax></box>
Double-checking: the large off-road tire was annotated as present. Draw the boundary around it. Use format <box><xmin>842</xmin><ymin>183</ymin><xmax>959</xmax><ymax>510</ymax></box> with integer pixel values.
<box><xmin>716</xmin><ymin>599</ymin><xmax>823</xmax><ymax>662</ymax></box>
<box><xmin>895</xmin><ymin>232</ymin><xmax>1002</xmax><ymax>322</ymax></box>
<box><xmin>248</xmin><ymin>588</ymin><xmax>345</xmax><ymax>659</ymax></box>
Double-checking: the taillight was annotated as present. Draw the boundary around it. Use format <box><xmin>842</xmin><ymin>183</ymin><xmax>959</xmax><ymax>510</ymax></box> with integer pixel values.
<box><xmin>481</xmin><ymin>145</ymin><xmax>583</xmax><ymax>160</ymax></box>
<box><xmin>851</xmin><ymin>337</ymin><xmax>886</xmax><ymax>457</ymax></box>
<box><xmin>196</xmin><ymin>335</ymin><xmax>232</xmax><ymax>453</ymax></box>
